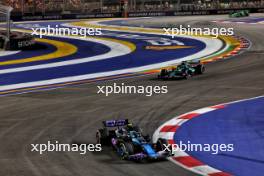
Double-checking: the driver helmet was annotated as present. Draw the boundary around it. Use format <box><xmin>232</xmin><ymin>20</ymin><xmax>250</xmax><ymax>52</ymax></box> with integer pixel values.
<box><xmin>117</xmin><ymin>127</ymin><xmax>124</xmax><ymax>135</ymax></box>
<box><xmin>127</xmin><ymin>123</ymin><xmax>133</xmax><ymax>131</ymax></box>
<box><xmin>181</xmin><ymin>61</ymin><xmax>187</xmax><ymax>66</ymax></box>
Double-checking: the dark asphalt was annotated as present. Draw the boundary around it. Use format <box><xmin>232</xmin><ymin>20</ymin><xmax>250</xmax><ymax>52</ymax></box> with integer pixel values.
<box><xmin>0</xmin><ymin>15</ymin><xmax>263</xmax><ymax>176</ymax></box>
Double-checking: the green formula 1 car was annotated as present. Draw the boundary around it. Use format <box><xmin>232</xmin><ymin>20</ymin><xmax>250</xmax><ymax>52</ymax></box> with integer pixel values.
<box><xmin>158</xmin><ymin>60</ymin><xmax>205</xmax><ymax>80</ymax></box>
<box><xmin>229</xmin><ymin>10</ymin><xmax>249</xmax><ymax>18</ymax></box>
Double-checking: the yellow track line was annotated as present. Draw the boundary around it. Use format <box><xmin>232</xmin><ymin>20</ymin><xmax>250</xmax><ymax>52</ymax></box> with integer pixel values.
<box><xmin>0</xmin><ymin>38</ymin><xmax>77</xmax><ymax>66</ymax></box>
<box><xmin>0</xmin><ymin>28</ymin><xmax>136</xmax><ymax>66</ymax></box>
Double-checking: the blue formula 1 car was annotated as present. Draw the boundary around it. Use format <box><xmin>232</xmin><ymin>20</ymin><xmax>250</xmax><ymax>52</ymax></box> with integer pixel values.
<box><xmin>96</xmin><ymin>119</ymin><xmax>170</xmax><ymax>161</ymax></box>
<box><xmin>158</xmin><ymin>60</ymin><xmax>205</xmax><ymax>80</ymax></box>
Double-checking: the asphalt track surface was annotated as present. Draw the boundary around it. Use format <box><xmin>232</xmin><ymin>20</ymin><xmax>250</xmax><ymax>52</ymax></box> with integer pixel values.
<box><xmin>0</xmin><ymin>15</ymin><xmax>263</xmax><ymax>176</ymax></box>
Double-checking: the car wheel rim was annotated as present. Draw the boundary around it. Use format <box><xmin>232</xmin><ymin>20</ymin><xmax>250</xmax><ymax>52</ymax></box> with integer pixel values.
<box><xmin>120</xmin><ymin>143</ymin><xmax>127</xmax><ymax>157</ymax></box>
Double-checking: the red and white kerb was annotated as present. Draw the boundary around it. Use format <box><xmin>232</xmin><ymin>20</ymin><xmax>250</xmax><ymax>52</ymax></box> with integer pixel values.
<box><xmin>153</xmin><ymin>104</ymin><xmax>232</xmax><ymax>176</ymax></box>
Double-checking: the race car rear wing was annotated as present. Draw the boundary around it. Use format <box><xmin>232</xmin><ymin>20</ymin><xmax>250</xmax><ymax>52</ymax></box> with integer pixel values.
<box><xmin>188</xmin><ymin>59</ymin><xmax>201</xmax><ymax>64</ymax></box>
<box><xmin>103</xmin><ymin>119</ymin><xmax>129</xmax><ymax>127</ymax></box>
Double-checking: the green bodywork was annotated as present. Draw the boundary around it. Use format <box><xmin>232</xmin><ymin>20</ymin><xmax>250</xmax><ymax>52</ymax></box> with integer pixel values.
<box><xmin>229</xmin><ymin>10</ymin><xmax>249</xmax><ymax>18</ymax></box>
<box><xmin>169</xmin><ymin>65</ymin><xmax>195</xmax><ymax>77</ymax></box>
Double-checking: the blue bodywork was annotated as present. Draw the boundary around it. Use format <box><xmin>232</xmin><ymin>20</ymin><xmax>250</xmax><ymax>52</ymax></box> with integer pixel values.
<box><xmin>142</xmin><ymin>144</ymin><xmax>159</xmax><ymax>159</ymax></box>
<box><xmin>127</xmin><ymin>131</ymin><xmax>160</xmax><ymax>160</ymax></box>
<box><xmin>101</xmin><ymin>119</ymin><xmax>167</xmax><ymax>161</ymax></box>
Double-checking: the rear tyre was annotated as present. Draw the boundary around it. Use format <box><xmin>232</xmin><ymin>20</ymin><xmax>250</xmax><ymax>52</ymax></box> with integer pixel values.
<box><xmin>160</xmin><ymin>69</ymin><xmax>168</xmax><ymax>76</ymax></box>
<box><xmin>159</xmin><ymin>69</ymin><xmax>168</xmax><ymax>79</ymax></box>
<box><xmin>96</xmin><ymin>129</ymin><xmax>108</xmax><ymax>145</ymax></box>
<box><xmin>119</xmin><ymin>142</ymin><xmax>134</xmax><ymax>159</ymax></box>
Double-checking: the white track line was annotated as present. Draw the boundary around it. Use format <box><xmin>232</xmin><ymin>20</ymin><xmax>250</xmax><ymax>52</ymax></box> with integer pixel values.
<box><xmin>0</xmin><ymin>35</ymin><xmax>132</xmax><ymax>74</ymax></box>
<box><xmin>0</xmin><ymin>50</ymin><xmax>20</xmax><ymax>57</ymax></box>
<box><xmin>0</xmin><ymin>19</ymin><xmax>224</xmax><ymax>92</ymax></box>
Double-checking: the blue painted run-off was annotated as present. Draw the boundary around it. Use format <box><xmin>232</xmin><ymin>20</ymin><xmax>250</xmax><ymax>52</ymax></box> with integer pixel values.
<box><xmin>0</xmin><ymin>21</ymin><xmax>207</xmax><ymax>86</ymax></box>
<box><xmin>174</xmin><ymin>97</ymin><xmax>264</xmax><ymax>176</ymax></box>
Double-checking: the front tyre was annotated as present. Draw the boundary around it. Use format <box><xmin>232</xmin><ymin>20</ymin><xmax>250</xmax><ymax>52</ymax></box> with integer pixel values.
<box><xmin>156</xmin><ymin>138</ymin><xmax>169</xmax><ymax>152</ymax></box>
<box><xmin>196</xmin><ymin>65</ymin><xmax>205</xmax><ymax>74</ymax></box>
